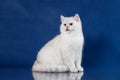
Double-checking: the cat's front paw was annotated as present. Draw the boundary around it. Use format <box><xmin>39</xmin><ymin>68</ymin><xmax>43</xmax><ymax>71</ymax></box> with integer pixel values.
<box><xmin>77</xmin><ymin>67</ymin><xmax>84</xmax><ymax>72</ymax></box>
<box><xmin>70</xmin><ymin>68</ymin><xmax>78</xmax><ymax>72</ymax></box>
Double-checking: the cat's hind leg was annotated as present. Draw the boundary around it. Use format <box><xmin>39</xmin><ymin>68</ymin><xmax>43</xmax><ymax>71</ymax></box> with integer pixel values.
<box><xmin>32</xmin><ymin>61</ymin><xmax>69</xmax><ymax>72</ymax></box>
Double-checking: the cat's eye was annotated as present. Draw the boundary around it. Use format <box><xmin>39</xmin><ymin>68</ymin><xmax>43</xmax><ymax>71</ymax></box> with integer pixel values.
<box><xmin>64</xmin><ymin>24</ymin><xmax>66</xmax><ymax>26</ymax></box>
<box><xmin>69</xmin><ymin>23</ymin><xmax>73</xmax><ymax>26</ymax></box>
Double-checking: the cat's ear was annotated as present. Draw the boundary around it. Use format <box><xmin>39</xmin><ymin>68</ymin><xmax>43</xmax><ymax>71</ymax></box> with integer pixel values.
<box><xmin>60</xmin><ymin>15</ymin><xmax>64</xmax><ymax>22</ymax></box>
<box><xmin>73</xmin><ymin>14</ymin><xmax>80</xmax><ymax>22</ymax></box>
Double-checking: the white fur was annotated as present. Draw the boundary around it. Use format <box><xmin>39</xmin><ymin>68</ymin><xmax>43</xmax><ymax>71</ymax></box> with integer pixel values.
<box><xmin>32</xmin><ymin>71</ymin><xmax>84</xmax><ymax>80</ymax></box>
<box><xmin>32</xmin><ymin>14</ymin><xmax>84</xmax><ymax>72</ymax></box>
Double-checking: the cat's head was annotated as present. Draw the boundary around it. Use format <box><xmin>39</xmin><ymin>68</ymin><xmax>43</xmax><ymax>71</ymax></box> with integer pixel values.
<box><xmin>60</xmin><ymin>14</ymin><xmax>82</xmax><ymax>34</ymax></box>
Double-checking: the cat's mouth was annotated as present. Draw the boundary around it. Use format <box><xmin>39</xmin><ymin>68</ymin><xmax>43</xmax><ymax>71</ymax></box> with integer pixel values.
<box><xmin>65</xmin><ymin>28</ymin><xmax>74</xmax><ymax>32</ymax></box>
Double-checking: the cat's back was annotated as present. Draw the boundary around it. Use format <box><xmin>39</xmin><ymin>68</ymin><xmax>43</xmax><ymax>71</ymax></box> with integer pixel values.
<box><xmin>38</xmin><ymin>34</ymin><xmax>61</xmax><ymax>54</ymax></box>
<box><xmin>36</xmin><ymin>34</ymin><xmax>63</xmax><ymax>64</ymax></box>
<box><xmin>47</xmin><ymin>34</ymin><xmax>61</xmax><ymax>46</ymax></box>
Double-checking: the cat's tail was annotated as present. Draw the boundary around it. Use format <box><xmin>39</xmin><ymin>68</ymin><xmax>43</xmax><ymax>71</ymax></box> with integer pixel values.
<box><xmin>32</xmin><ymin>61</ymin><xmax>69</xmax><ymax>72</ymax></box>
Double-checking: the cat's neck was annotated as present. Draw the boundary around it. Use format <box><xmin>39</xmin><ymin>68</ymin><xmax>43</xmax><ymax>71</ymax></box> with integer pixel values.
<box><xmin>60</xmin><ymin>30</ymin><xmax>83</xmax><ymax>38</ymax></box>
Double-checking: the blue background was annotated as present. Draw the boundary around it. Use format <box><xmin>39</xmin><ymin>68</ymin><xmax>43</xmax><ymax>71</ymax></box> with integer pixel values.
<box><xmin>0</xmin><ymin>0</ymin><xmax>120</xmax><ymax>70</ymax></box>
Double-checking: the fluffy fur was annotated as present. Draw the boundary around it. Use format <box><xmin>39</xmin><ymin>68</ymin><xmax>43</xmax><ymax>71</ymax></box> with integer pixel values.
<box><xmin>32</xmin><ymin>72</ymin><xmax>83</xmax><ymax>80</ymax></box>
<box><xmin>32</xmin><ymin>14</ymin><xmax>84</xmax><ymax>72</ymax></box>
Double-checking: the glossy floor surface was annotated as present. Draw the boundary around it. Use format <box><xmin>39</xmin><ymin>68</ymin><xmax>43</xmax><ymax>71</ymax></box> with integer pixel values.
<box><xmin>0</xmin><ymin>68</ymin><xmax>120</xmax><ymax>80</ymax></box>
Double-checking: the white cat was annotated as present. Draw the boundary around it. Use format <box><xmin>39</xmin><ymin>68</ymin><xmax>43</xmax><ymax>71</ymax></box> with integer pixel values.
<box><xmin>32</xmin><ymin>14</ymin><xmax>84</xmax><ymax>72</ymax></box>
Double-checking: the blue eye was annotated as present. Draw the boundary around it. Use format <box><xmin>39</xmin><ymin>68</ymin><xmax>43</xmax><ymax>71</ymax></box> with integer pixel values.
<box><xmin>69</xmin><ymin>23</ymin><xmax>73</xmax><ymax>26</ymax></box>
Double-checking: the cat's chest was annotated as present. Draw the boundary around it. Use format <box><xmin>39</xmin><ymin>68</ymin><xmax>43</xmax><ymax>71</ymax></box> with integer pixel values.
<box><xmin>62</xmin><ymin>36</ymin><xmax>83</xmax><ymax>48</ymax></box>
<box><xmin>69</xmin><ymin>39</ymin><xmax>82</xmax><ymax>48</ymax></box>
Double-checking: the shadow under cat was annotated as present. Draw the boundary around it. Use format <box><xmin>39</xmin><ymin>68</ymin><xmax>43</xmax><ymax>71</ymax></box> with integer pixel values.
<box><xmin>32</xmin><ymin>71</ymin><xmax>83</xmax><ymax>80</ymax></box>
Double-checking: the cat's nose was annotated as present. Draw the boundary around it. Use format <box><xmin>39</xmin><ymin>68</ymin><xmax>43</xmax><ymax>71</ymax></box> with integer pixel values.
<box><xmin>66</xmin><ymin>26</ymin><xmax>69</xmax><ymax>29</ymax></box>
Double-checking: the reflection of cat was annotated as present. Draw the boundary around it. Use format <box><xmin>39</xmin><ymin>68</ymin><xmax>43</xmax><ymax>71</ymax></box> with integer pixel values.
<box><xmin>32</xmin><ymin>72</ymin><xmax>83</xmax><ymax>80</ymax></box>
<box><xmin>32</xmin><ymin>14</ymin><xmax>84</xmax><ymax>72</ymax></box>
